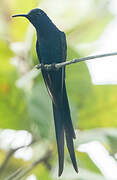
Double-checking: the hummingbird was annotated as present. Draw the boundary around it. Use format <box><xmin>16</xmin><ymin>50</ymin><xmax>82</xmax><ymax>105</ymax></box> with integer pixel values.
<box><xmin>12</xmin><ymin>8</ymin><xmax>78</xmax><ymax>176</ymax></box>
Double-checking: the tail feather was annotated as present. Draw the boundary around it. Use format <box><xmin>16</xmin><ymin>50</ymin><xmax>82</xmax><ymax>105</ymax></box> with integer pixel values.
<box><xmin>62</xmin><ymin>84</ymin><xmax>76</xmax><ymax>139</ymax></box>
<box><xmin>65</xmin><ymin>133</ymin><xmax>78</xmax><ymax>173</ymax></box>
<box><xmin>52</xmin><ymin>103</ymin><xmax>64</xmax><ymax>176</ymax></box>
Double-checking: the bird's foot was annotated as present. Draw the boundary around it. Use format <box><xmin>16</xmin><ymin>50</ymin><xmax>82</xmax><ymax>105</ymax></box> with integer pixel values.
<box><xmin>41</xmin><ymin>63</ymin><xmax>45</xmax><ymax>70</ymax></box>
<box><xmin>41</xmin><ymin>63</ymin><xmax>57</xmax><ymax>71</ymax></box>
<box><xmin>51</xmin><ymin>63</ymin><xmax>57</xmax><ymax>71</ymax></box>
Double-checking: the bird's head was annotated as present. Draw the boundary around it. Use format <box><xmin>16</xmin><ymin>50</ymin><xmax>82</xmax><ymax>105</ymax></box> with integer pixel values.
<box><xmin>12</xmin><ymin>8</ymin><xmax>47</xmax><ymax>28</ymax></box>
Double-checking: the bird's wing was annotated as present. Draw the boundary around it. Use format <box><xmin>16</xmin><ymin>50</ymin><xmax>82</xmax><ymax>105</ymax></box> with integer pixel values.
<box><xmin>36</xmin><ymin>33</ymin><xmax>67</xmax><ymax>105</ymax></box>
<box><xmin>60</xmin><ymin>31</ymin><xmax>67</xmax><ymax>90</ymax></box>
<box><xmin>60</xmin><ymin>31</ymin><xmax>67</xmax><ymax>62</ymax></box>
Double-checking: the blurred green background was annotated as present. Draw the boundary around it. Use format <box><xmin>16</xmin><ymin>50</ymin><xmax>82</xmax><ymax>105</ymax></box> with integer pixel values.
<box><xmin>0</xmin><ymin>0</ymin><xmax>117</xmax><ymax>179</ymax></box>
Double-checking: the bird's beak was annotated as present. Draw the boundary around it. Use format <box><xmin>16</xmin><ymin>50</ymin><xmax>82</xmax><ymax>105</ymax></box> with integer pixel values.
<box><xmin>12</xmin><ymin>14</ymin><xmax>28</xmax><ymax>18</ymax></box>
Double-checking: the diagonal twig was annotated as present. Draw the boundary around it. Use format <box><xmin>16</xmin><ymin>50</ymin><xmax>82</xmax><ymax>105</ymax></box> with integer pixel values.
<box><xmin>0</xmin><ymin>139</ymin><xmax>36</xmax><ymax>176</ymax></box>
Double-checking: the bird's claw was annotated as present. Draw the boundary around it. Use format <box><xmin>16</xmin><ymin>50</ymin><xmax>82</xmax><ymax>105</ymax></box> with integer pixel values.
<box><xmin>41</xmin><ymin>63</ymin><xmax>57</xmax><ymax>71</ymax></box>
<box><xmin>51</xmin><ymin>63</ymin><xmax>57</xmax><ymax>71</ymax></box>
<box><xmin>41</xmin><ymin>63</ymin><xmax>45</xmax><ymax>70</ymax></box>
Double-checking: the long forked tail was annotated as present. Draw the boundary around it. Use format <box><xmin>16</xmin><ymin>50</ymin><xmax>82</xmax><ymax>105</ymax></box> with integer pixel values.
<box><xmin>52</xmin><ymin>84</ymin><xmax>78</xmax><ymax>176</ymax></box>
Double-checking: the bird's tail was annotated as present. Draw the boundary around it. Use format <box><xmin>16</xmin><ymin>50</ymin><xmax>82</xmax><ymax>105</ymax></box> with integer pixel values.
<box><xmin>52</xmin><ymin>84</ymin><xmax>78</xmax><ymax>176</ymax></box>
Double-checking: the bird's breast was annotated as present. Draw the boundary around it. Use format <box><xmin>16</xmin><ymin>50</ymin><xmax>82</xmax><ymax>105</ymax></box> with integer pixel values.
<box><xmin>38</xmin><ymin>33</ymin><xmax>62</xmax><ymax>64</ymax></box>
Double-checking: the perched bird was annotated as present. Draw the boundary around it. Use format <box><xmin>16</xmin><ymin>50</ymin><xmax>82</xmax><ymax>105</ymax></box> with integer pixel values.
<box><xmin>12</xmin><ymin>8</ymin><xmax>78</xmax><ymax>176</ymax></box>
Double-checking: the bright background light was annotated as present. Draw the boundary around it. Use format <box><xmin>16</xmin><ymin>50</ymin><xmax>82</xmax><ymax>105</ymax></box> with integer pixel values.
<box><xmin>78</xmin><ymin>141</ymin><xmax>117</xmax><ymax>179</ymax></box>
<box><xmin>87</xmin><ymin>0</ymin><xmax>117</xmax><ymax>85</ymax></box>
<box><xmin>0</xmin><ymin>129</ymin><xmax>32</xmax><ymax>160</ymax></box>
<box><xmin>26</xmin><ymin>174</ymin><xmax>37</xmax><ymax>180</ymax></box>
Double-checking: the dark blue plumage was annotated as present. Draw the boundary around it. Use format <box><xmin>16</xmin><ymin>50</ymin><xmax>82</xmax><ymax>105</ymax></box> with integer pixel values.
<box><xmin>12</xmin><ymin>8</ymin><xmax>78</xmax><ymax>176</ymax></box>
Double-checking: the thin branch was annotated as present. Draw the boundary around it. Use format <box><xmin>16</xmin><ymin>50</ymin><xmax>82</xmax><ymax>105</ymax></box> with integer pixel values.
<box><xmin>36</xmin><ymin>52</ymin><xmax>117</xmax><ymax>70</ymax></box>
<box><xmin>5</xmin><ymin>150</ymin><xmax>52</xmax><ymax>180</ymax></box>
<box><xmin>0</xmin><ymin>139</ymin><xmax>36</xmax><ymax>176</ymax></box>
<box><xmin>5</xmin><ymin>167</ymin><xmax>23</xmax><ymax>180</ymax></box>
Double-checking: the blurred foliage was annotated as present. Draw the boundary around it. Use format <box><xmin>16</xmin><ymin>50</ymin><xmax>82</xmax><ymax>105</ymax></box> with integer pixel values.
<box><xmin>0</xmin><ymin>0</ymin><xmax>117</xmax><ymax>180</ymax></box>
